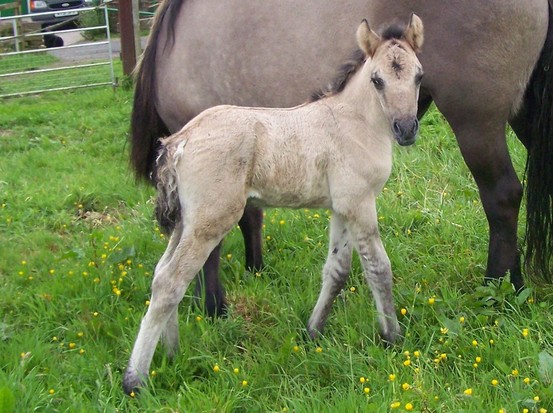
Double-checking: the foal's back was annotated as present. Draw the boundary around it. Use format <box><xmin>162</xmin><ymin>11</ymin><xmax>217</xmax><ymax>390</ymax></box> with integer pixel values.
<box><xmin>165</xmin><ymin>81</ymin><xmax>397</xmax><ymax>209</ymax></box>
<box><xmin>165</xmin><ymin>102</ymin><xmax>344</xmax><ymax>209</ymax></box>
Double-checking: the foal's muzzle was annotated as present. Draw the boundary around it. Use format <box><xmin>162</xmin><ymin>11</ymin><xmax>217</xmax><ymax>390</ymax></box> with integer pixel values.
<box><xmin>392</xmin><ymin>117</ymin><xmax>419</xmax><ymax>146</ymax></box>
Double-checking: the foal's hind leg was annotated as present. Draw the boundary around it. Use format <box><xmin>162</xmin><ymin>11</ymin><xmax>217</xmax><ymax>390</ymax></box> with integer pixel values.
<box><xmin>307</xmin><ymin>213</ymin><xmax>353</xmax><ymax>338</ymax></box>
<box><xmin>123</xmin><ymin>225</ymin><xmax>230</xmax><ymax>394</ymax></box>
<box><xmin>158</xmin><ymin>223</ymin><xmax>184</xmax><ymax>358</ymax></box>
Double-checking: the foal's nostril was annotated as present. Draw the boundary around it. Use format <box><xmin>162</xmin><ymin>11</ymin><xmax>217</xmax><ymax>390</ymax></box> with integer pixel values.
<box><xmin>393</xmin><ymin>120</ymin><xmax>402</xmax><ymax>135</ymax></box>
<box><xmin>393</xmin><ymin>118</ymin><xmax>419</xmax><ymax>138</ymax></box>
<box><xmin>412</xmin><ymin>118</ymin><xmax>420</xmax><ymax>134</ymax></box>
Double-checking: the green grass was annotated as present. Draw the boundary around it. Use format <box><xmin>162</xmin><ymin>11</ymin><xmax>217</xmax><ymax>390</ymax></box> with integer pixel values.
<box><xmin>1</xmin><ymin>87</ymin><xmax>553</xmax><ymax>412</ymax></box>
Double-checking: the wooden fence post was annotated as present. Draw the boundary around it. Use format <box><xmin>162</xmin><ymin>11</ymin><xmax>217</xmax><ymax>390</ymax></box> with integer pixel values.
<box><xmin>118</xmin><ymin>0</ymin><xmax>136</xmax><ymax>75</ymax></box>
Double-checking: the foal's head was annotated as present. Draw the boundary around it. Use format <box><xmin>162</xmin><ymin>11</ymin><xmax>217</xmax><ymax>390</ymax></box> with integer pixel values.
<box><xmin>357</xmin><ymin>14</ymin><xmax>424</xmax><ymax>146</ymax></box>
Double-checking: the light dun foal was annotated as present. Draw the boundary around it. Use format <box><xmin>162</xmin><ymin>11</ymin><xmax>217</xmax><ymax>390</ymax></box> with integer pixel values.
<box><xmin>124</xmin><ymin>15</ymin><xmax>424</xmax><ymax>393</ymax></box>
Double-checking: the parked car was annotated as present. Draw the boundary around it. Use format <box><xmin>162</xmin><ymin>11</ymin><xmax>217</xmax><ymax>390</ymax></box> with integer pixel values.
<box><xmin>30</xmin><ymin>0</ymin><xmax>87</xmax><ymax>47</ymax></box>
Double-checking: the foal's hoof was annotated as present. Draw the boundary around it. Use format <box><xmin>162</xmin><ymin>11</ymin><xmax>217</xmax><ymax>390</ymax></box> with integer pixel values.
<box><xmin>306</xmin><ymin>327</ymin><xmax>321</xmax><ymax>341</ymax></box>
<box><xmin>380</xmin><ymin>326</ymin><xmax>402</xmax><ymax>347</ymax></box>
<box><xmin>122</xmin><ymin>368</ymin><xmax>145</xmax><ymax>396</ymax></box>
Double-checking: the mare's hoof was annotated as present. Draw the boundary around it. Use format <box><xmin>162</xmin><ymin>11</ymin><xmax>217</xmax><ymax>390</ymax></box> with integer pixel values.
<box><xmin>483</xmin><ymin>275</ymin><xmax>524</xmax><ymax>293</ymax></box>
<box><xmin>245</xmin><ymin>260</ymin><xmax>265</xmax><ymax>274</ymax></box>
<box><xmin>193</xmin><ymin>294</ymin><xmax>228</xmax><ymax>318</ymax></box>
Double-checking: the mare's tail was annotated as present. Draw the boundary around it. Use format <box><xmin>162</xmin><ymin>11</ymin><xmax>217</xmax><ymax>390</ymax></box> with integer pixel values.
<box><xmin>130</xmin><ymin>0</ymin><xmax>185</xmax><ymax>182</ymax></box>
<box><xmin>154</xmin><ymin>146</ymin><xmax>181</xmax><ymax>235</ymax></box>
<box><xmin>524</xmin><ymin>0</ymin><xmax>553</xmax><ymax>283</ymax></box>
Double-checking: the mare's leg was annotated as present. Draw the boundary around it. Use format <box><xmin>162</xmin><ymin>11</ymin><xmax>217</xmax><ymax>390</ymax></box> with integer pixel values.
<box><xmin>194</xmin><ymin>245</ymin><xmax>227</xmax><ymax>317</ymax></box>
<box><xmin>193</xmin><ymin>205</ymin><xmax>263</xmax><ymax>317</ymax></box>
<box><xmin>508</xmin><ymin>103</ymin><xmax>532</xmax><ymax>149</ymax></box>
<box><xmin>347</xmin><ymin>198</ymin><xmax>400</xmax><ymax>344</ymax></box>
<box><xmin>307</xmin><ymin>213</ymin><xmax>353</xmax><ymax>338</ymax></box>
<box><xmin>239</xmin><ymin>205</ymin><xmax>264</xmax><ymax>271</ymax></box>
<box><xmin>446</xmin><ymin>116</ymin><xmax>523</xmax><ymax>290</ymax></box>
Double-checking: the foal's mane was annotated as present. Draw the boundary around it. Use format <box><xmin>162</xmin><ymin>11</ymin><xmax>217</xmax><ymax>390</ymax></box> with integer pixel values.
<box><xmin>310</xmin><ymin>23</ymin><xmax>407</xmax><ymax>102</ymax></box>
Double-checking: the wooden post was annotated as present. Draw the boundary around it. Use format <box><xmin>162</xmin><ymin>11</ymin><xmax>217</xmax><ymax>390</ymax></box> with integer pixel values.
<box><xmin>118</xmin><ymin>0</ymin><xmax>136</xmax><ymax>75</ymax></box>
<box><xmin>132</xmin><ymin>0</ymin><xmax>141</xmax><ymax>60</ymax></box>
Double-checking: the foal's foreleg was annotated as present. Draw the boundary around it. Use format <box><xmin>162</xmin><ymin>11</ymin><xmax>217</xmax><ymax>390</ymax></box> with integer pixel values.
<box><xmin>307</xmin><ymin>213</ymin><xmax>353</xmax><ymax>338</ymax></box>
<box><xmin>348</xmin><ymin>202</ymin><xmax>400</xmax><ymax>344</ymax></box>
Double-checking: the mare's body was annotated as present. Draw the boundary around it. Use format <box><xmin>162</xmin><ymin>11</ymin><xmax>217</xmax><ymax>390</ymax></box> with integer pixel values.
<box><xmin>131</xmin><ymin>0</ymin><xmax>553</xmax><ymax>315</ymax></box>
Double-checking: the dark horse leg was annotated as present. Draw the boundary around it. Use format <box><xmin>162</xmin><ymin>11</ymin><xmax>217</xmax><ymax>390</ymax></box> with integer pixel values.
<box><xmin>444</xmin><ymin>112</ymin><xmax>524</xmax><ymax>290</ymax></box>
<box><xmin>194</xmin><ymin>205</ymin><xmax>264</xmax><ymax>316</ymax></box>
<box><xmin>238</xmin><ymin>205</ymin><xmax>264</xmax><ymax>271</ymax></box>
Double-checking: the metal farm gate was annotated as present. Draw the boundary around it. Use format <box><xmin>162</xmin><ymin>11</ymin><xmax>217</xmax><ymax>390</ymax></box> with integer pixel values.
<box><xmin>0</xmin><ymin>1</ymin><xmax>116</xmax><ymax>97</ymax></box>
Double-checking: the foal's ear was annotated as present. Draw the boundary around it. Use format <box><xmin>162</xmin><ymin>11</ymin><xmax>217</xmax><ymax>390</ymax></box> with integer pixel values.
<box><xmin>404</xmin><ymin>13</ymin><xmax>424</xmax><ymax>52</ymax></box>
<box><xmin>357</xmin><ymin>19</ymin><xmax>381</xmax><ymax>58</ymax></box>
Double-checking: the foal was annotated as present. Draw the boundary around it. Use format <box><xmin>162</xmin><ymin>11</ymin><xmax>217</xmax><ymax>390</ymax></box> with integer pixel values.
<box><xmin>124</xmin><ymin>15</ymin><xmax>424</xmax><ymax>393</ymax></box>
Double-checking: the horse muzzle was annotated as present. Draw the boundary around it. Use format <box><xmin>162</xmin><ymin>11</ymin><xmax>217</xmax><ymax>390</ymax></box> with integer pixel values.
<box><xmin>392</xmin><ymin>117</ymin><xmax>419</xmax><ymax>146</ymax></box>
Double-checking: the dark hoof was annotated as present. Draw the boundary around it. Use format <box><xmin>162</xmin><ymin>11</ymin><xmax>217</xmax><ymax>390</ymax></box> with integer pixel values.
<box><xmin>483</xmin><ymin>275</ymin><xmax>523</xmax><ymax>293</ymax></box>
<box><xmin>194</xmin><ymin>293</ymin><xmax>227</xmax><ymax>318</ymax></box>
<box><xmin>380</xmin><ymin>325</ymin><xmax>402</xmax><ymax>347</ymax></box>
<box><xmin>122</xmin><ymin>369</ymin><xmax>144</xmax><ymax>396</ymax></box>
<box><xmin>245</xmin><ymin>260</ymin><xmax>264</xmax><ymax>274</ymax></box>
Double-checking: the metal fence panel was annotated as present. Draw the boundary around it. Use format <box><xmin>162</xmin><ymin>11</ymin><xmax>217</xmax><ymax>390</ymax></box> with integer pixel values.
<box><xmin>0</xmin><ymin>3</ymin><xmax>116</xmax><ymax>98</ymax></box>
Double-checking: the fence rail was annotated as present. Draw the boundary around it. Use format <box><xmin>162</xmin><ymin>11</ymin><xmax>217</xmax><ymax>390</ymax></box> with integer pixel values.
<box><xmin>0</xmin><ymin>2</ymin><xmax>116</xmax><ymax>98</ymax></box>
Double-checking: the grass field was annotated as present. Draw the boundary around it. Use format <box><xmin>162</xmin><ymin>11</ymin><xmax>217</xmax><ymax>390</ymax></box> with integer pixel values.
<box><xmin>1</xmin><ymin>84</ymin><xmax>553</xmax><ymax>412</ymax></box>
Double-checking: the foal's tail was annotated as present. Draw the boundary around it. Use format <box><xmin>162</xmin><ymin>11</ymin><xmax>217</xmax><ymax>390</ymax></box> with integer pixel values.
<box><xmin>523</xmin><ymin>0</ymin><xmax>553</xmax><ymax>283</ymax></box>
<box><xmin>130</xmin><ymin>0</ymin><xmax>184</xmax><ymax>182</ymax></box>
<box><xmin>154</xmin><ymin>146</ymin><xmax>182</xmax><ymax>235</ymax></box>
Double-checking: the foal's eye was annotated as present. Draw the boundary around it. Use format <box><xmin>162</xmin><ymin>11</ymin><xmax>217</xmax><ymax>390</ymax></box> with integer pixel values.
<box><xmin>415</xmin><ymin>73</ymin><xmax>424</xmax><ymax>85</ymax></box>
<box><xmin>371</xmin><ymin>76</ymin><xmax>384</xmax><ymax>91</ymax></box>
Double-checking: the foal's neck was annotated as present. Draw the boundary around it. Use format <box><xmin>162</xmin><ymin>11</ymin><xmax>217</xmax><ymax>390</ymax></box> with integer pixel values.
<box><xmin>325</xmin><ymin>64</ymin><xmax>390</xmax><ymax>138</ymax></box>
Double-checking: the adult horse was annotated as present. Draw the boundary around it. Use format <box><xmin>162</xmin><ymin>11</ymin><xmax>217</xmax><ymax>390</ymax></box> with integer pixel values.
<box><xmin>131</xmin><ymin>0</ymin><xmax>553</xmax><ymax>317</ymax></box>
